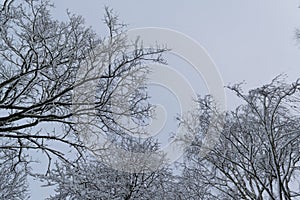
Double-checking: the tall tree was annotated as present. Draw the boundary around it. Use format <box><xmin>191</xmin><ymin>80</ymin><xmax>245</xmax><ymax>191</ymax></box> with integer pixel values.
<box><xmin>0</xmin><ymin>0</ymin><xmax>166</xmax><ymax>169</ymax></box>
<box><xmin>182</xmin><ymin>76</ymin><xmax>300</xmax><ymax>200</ymax></box>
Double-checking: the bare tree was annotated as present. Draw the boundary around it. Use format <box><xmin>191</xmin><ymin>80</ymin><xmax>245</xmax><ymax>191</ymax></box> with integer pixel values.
<box><xmin>0</xmin><ymin>0</ymin><xmax>166</xmax><ymax>170</ymax></box>
<box><xmin>39</xmin><ymin>137</ymin><xmax>175</xmax><ymax>200</ymax></box>
<box><xmin>182</xmin><ymin>76</ymin><xmax>300</xmax><ymax>200</ymax></box>
<box><xmin>0</xmin><ymin>148</ymin><xmax>29</xmax><ymax>199</ymax></box>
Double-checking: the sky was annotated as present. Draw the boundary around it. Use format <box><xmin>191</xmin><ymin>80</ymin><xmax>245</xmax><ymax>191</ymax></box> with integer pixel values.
<box><xmin>51</xmin><ymin>0</ymin><xmax>300</xmax><ymax>87</ymax></box>
<box><xmin>49</xmin><ymin>0</ymin><xmax>300</xmax><ymax>110</ymax></box>
<box><xmin>30</xmin><ymin>0</ymin><xmax>300</xmax><ymax>199</ymax></box>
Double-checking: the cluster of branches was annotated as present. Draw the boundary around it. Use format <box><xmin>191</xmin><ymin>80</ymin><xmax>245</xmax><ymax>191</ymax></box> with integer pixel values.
<box><xmin>1</xmin><ymin>0</ymin><xmax>300</xmax><ymax>199</ymax></box>
<box><xmin>0</xmin><ymin>0</ymin><xmax>166</xmax><ymax>197</ymax></box>
<box><xmin>0</xmin><ymin>148</ymin><xmax>29</xmax><ymax>199</ymax></box>
<box><xmin>39</xmin><ymin>137</ymin><xmax>176</xmax><ymax>200</ymax></box>
<box><xmin>34</xmin><ymin>78</ymin><xmax>300</xmax><ymax>200</ymax></box>
<box><xmin>182</xmin><ymin>76</ymin><xmax>300</xmax><ymax>200</ymax></box>
<box><xmin>0</xmin><ymin>0</ymin><xmax>165</xmax><ymax>170</ymax></box>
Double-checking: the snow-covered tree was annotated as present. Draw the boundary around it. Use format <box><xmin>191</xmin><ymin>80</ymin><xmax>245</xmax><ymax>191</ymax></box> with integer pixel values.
<box><xmin>40</xmin><ymin>137</ymin><xmax>175</xmax><ymax>200</ymax></box>
<box><xmin>182</xmin><ymin>76</ymin><xmax>300</xmax><ymax>200</ymax></box>
<box><xmin>0</xmin><ymin>0</ymin><xmax>166</xmax><ymax>169</ymax></box>
<box><xmin>0</xmin><ymin>148</ymin><xmax>29</xmax><ymax>200</ymax></box>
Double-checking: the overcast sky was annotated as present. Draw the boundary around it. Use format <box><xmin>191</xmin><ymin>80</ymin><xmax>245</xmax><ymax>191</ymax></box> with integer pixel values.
<box><xmin>31</xmin><ymin>1</ymin><xmax>300</xmax><ymax>199</ymax></box>
<box><xmin>51</xmin><ymin>0</ymin><xmax>300</xmax><ymax>87</ymax></box>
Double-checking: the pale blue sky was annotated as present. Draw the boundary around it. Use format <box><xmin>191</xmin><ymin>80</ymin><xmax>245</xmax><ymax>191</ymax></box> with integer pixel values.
<box><xmin>30</xmin><ymin>1</ymin><xmax>300</xmax><ymax>199</ymax></box>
